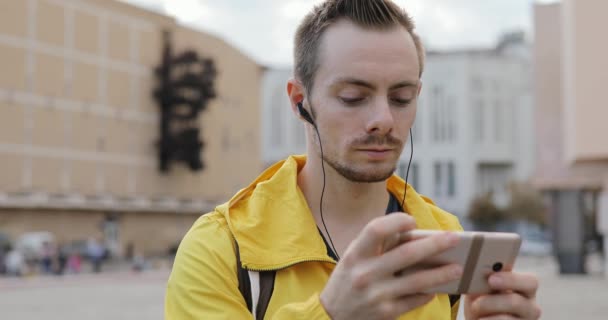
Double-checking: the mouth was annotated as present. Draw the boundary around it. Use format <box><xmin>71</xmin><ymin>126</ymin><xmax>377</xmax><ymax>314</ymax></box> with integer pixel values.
<box><xmin>359</xmin><ymin>148</ymin><xmax>393</xmax><ymax>152</ymax></box>
<box><xmin>357</xmin><ymin>148</ymin><xmax>395</xmax><ymax>160</ymax></box>
<box><xmin>357</xmin><ymin>146</ymin><xmax>395</xmax><ymax>152</ymax></box>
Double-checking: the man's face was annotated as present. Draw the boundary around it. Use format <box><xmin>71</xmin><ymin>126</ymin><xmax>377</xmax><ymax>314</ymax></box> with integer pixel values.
<box><xmin>307</xmin><ymin>19</ymin><xmax>420</xmax><ymax>183</ymax></box>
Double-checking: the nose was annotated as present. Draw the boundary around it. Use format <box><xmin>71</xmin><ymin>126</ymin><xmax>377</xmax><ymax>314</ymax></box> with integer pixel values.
<box><xmin>365</xmin><ymin>97</ymin><xmax>394</xmax><ymax>136</ymax></box>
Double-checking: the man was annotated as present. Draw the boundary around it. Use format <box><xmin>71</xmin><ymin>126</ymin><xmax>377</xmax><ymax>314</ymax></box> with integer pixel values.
<box><xmin>165</xmin><ymin>1</ymin><xmax>542</xmax><ymax>319</ymax></box>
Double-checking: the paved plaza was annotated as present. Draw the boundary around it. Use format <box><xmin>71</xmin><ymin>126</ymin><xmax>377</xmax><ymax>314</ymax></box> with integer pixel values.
<box><xmin>0</xmin><ymin>256</ymin><xmax>606</xmax><ymax>319</ymax></box>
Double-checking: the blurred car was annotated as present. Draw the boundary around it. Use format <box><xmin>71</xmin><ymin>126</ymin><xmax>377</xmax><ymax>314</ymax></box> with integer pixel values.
<box><xmin>14</xmin><ymin>231</ymin><xmax>56</xmax><ymax>261</ymax></box>
<box><xmin>520</xmin><ymin>233</ymin><xmax>553</xmax><ymax>256</ymax></box>
<box><xmin>520</xmin><ymin>239</ymin><xmax>552</xmax><ymax>256</ymax></box>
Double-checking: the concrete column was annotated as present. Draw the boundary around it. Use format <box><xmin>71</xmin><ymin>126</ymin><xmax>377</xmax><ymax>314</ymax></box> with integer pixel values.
<box><xmin>550</xmin><ymin>189</ymin><xmax>586</xmax><ymax>274</ymax></box>
<box><xmin>598</xmin><ymin>187</ymin><xmax>608</xmax><ymax>278</ymax></box>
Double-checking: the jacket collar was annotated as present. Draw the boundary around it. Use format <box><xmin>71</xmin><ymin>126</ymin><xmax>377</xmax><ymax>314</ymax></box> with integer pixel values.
<box><xmin>216</xmin><ymin>155</ymin><xmax>442</xmax><ymax>271</ymax></box>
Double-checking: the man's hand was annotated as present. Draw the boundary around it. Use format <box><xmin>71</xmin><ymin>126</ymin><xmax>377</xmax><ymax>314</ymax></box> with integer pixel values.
<box><xmin>319</xmin><ymin>213</ymin><xmax>463</xmax><ymax>320</ymax></box>
<box><xmin>464</xmin><ymin>272</ymin><xmax>542</xmax><ymax>320</ymax></box>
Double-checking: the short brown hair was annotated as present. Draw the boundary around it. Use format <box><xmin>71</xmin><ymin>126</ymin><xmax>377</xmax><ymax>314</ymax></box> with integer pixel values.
<box><xmin>294</xmin><ymin>0</ymin><xmax>425</xmax><ymax>93</ymax></box>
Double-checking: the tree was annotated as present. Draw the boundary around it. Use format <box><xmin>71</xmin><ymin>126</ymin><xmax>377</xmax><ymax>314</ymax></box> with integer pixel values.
<box><xmin>467</xmin><ymin>192</ymin><xmax>507</xmax><ymax>231</ymax></box>
<box><xmin>505</xmin><ymin>183</ymin><xmax>548</xmax><ymax>227</ymax></box>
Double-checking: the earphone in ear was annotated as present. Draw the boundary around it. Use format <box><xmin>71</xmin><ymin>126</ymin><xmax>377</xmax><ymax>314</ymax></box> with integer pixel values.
<box><xmin>297</xmin><ymin>102</ymin><xmax>316</xmax><ymax>126</ymax></box>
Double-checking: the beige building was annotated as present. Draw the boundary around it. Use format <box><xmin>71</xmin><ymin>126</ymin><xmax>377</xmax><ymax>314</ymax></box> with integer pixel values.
<box><xmin>534</xmin><ymin>0</ymin><xmax>608</xmax><ymax>273</ymax></box>
<box><xmin>0</xmin><ymin>0</ymin><xmax>263</xmax><ymax>256</ymax></box>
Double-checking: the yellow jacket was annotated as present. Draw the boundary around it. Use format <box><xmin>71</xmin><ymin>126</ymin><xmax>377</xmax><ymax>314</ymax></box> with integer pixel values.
<box><xmin>165</xmin><ymin>155</ymin><xmax>463</xmax><ymax>319</ymax></box>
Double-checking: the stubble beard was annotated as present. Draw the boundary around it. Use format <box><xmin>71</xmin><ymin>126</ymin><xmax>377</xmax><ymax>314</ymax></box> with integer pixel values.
<box><xmin>323</xmin><ymin>153</ymin><xmax>396</xmax><ymax>183</ymax></box>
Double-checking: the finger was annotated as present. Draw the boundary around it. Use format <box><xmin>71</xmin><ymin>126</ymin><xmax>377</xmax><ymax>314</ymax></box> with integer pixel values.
<box><xmin>472</xmin><ymin>293</ymin><xmax>542</xmax><ymax>319</ymax></box>
<box><xmin>465</xmin><ymin>293</ymin><xmax>482</xmax><ymax>302</ymax></box>
<box><xmin>348</xmin><ymin>214</ymin><xmax>416</xmax><ymax>259</ymax></box>
<box><xmin>374</xmin><ymin>231</ymin><xmax>459</xmax><ymax>275</ymax></box>
<box><xmin>381</xmin><ymin>228</ymin><xmax>407</xmax><ymax>253</ymax></box>
<box><xmin>488</xmin><ymin>272</ymin><xmax>539</xmax><ymax>299</ymax></box>
<box><xmin>377</xmin><ymin>263</ymin><xmax>463</xmax><ymax>298</ymax></box>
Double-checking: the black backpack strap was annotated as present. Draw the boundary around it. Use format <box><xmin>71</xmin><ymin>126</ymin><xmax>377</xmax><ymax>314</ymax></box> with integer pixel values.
<box><xmin>256</xmin><ymin>270</ymin><xmax>276</xmax><ymax>319</ymax></box>
<box><xmin>235</xmin><ymin>240</ymin><xmax>276</xmax><ymax>319</ymax></box>
<box><xmin>235</xmin><ymin>241</ymin><xmax>253</xmax><ymax>311</ymax></box>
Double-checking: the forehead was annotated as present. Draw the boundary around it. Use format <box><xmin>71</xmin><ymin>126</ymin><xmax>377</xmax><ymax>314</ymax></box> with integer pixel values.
<box><xmin>315</xmin><ymin>19</ymin><xmax>420</xmax><ymax>87</ymax></box>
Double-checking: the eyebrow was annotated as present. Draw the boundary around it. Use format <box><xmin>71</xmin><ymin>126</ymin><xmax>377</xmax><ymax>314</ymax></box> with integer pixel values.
<box><xmin>331</xmin><ymin>77</ymin><xmax>419</xmax><ymax>91</ymax></box>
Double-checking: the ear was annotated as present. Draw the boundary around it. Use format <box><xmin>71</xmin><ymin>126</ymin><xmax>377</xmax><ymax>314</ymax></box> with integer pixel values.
<box><xmin>417</xmin><ymin>81</ymin><xmax>423</xmax><ymax>96</ymax></box>
<box><xmin>287</xmin><ymin>78</ymin><xmax>305</xmax><ymax>118</ymax></box>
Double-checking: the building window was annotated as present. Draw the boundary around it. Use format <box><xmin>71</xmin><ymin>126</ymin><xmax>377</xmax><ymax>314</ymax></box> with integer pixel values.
<box><xmin>447</xmin><ymin>96</ymin><xmax>457</xmax><ymax>141</ymax></box>
<box><xmin>494</xmin><ymin>100</ymin><xmax>503</xmax><ymax>142</ymax></box>
<box><xmin>438</xmin><ymin>92</ymin><xmax>446</xmax><ymax>142</ymax></box>
<box><xmin>447</xmin><ymin>162</ymin><xmax>456</xmax><ymax>197</ymax></box>
<box><xmin>431</xmin><ymin>86</ymin><xmax>443</xmax><ymax>142</ymax></box>
<box><xmin>477</xmin><ymin>164</ymin><xmax>512</xmax><ymax>196</ymax></box>
<box><xmin>434</xmin><ymin>162</ymin><xmax>443</xmax><ymax>196</ymax></box>
<box><xmin>474</xmin><ymin>99</ymin><xmax>484</xmax><ymax>142</ymax></box>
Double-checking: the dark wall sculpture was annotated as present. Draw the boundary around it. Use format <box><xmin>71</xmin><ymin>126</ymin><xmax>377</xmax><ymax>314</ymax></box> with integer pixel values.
<box><xmin>153</xmin><ymin>31</ymin><xmax>217</xmax><ymax>173</ymax></box>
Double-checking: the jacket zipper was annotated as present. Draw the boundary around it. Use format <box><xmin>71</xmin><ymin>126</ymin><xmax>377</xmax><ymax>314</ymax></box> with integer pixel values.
<box><xmin>244</xmin><ymin>257</ymin><xmax>336</xmax><ymax>272</ymax></box>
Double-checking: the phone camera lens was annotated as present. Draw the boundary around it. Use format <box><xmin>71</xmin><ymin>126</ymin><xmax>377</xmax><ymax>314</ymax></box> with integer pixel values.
<box><xmin>492</xmin><ymin>262</ymin><xmax>503</xmax><ymax>272</ymax></box>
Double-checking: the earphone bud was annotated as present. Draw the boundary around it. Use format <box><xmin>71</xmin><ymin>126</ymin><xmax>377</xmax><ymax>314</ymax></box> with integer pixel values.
<box><xmin>297</xmin><ymin>102</ymin><xmax>316</xmax><ymax>126</ymax></box>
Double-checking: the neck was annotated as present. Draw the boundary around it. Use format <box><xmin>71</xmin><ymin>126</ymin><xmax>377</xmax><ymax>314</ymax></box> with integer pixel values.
<box><xmin>298</xmin><ymin>153</ymin><xmax>390</xmax><ymax>222</ymax></box>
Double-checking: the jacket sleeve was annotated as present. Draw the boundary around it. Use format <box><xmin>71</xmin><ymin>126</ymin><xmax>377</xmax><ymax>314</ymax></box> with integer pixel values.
<box><xmin>271</xmin><ymin>293</ymin><xmax>331</xmax><ymax>319</ymax></box>
<box><xmin>164</xmin><ymin>214</ymin><xmax>332</xmax><ymax>320</ymax></box>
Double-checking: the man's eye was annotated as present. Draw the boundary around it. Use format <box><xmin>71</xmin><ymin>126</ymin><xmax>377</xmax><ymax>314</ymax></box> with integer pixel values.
<box><xmin>392</xmin><ymin>98</ymin><xmax>412</xmax><ymax>106</ymax></box>
<box><xmin>339</xmin><ymin>97</ymin><xmax>365</xmax><ymax>105</ymax></box>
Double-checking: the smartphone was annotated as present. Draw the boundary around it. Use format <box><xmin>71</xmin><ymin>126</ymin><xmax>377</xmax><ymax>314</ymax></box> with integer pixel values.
<box><xmin>396</xmin><ymin>230</ymin><xmax>522</xmax><ymax>295</ymax></box>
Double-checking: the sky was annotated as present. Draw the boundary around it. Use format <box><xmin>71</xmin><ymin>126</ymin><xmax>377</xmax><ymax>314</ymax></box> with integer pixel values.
<box><xmin>120</xmin><ymin>0</ymin><xmax>560</xmax><ymax>68</ymax></box>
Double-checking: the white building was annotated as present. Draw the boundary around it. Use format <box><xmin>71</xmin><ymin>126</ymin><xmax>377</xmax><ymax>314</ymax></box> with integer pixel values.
<box><xmin>261</xmin><ymin>33</ymin><xmax>535</xmax><ymax>219</ymax></box>
<box><xmin>261</xmin><ymin>68</ymin><xmax>306</xmax><ymax>168</ymax></box>
<box><xmin>410</xmin><ymin>33</ymin><xmax>535</xmax><ymax>217</ymax></box>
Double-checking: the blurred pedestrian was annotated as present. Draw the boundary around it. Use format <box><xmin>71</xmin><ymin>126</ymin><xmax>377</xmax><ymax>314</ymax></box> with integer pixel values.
<box><xmin>67</xmin><ymin>250</ymin><xmax>82</xmax><ymax>274</ymax></box>
<box><xmin>87</xmin><ymin>237</ymin><xmax>105</xmax><ymax>273</ymax></box>
<box><xmin>5</xmin><ymin>246</ymin><xmax>25</xmax><ymax>277</ymax></box>
<box><xmin>132</xmin><ymin>252</ymin><xmax>146</xmax><ymax>272</ymax></box>
<box><xmin>54</xmin><ymin>244</ymin><xmax>68</xmax><ymax>275</ymax></box>
<box><xmin>40</xmin><ymin>241</ymin><xmax>55</xmax><ymax>274</ymax></box>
